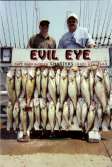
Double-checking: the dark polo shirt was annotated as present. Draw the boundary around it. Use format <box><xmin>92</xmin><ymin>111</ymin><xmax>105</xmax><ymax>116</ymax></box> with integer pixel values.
<box><xmin>28</xmin><ymin>33</ymin><xmax>56</xmax><ymax>49</ymax></box>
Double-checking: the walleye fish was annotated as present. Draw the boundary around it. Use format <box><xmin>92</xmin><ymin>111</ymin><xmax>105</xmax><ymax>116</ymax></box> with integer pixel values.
<box><xmin>81</xmin><ymin>100</ymin><xmax>88</xmax><ymax>129</ymax></box>
<box><xmin>13</xmin><ymin>101</ymin><xmax>19</xmax><ymax>131</ymax></box>
<box><xmin>81</xmin><ymin>69</ymin><xmax>90</xmax><ymax>106</ymax></box>
<box><xmin>68</xmin><ymin>70</ymin><xmax>77</xmax><ymax>112</ymax></box>
<box><xmin>76</xmin><ymin>70</ymin><xmax>81</xmax><ymax>96</ymax></box>
<box><xmin>26</xmin><ymin>68</ymin><xmax>35</xmax><ymax>105</ymax></box>
<box><xmin>56</xmin><ymin>69</ymin><xmax>60</xmax><ymax>95</ymax></box>
<box><xmin>27</xmin><ymin>99</ymin><xmax>34</xmax><ymax>131</ymax></box>
<box><xmin>94</xmin><ymin>68</ymin><xmax>107</xmax><ymax>113</ymax></box>
<box><xmin>60</xmin><ymin>69</ymin><xmax>68</xmax><ymax>108</ymax></box>
<box><xmin>104</xmin><ymin>70</ymin><xmax>111</xmax><ymax>97</ymax></box>
<box><xmin>48</xmin><ymin>101</ymin><xmax>56</xmax><ymax>132</ymax></box>
<box><xmin>36</xmin><ymin>68</ymin><xmax>41</xmax><ymax>97</ymax></box>
<box><xmin>41</xmin><ymin>68</ymin><xmax>48</xmax><ymax>99</ymax></box>
<box><xmin>21</xmin><ymin>68</ymin><xmax>28</xmax><ymax>97</ymax></box>
<box><xmin>34</xmin><ymin>97</ymin><xmax>41</xmax><ymax>130</ymax></box>
<box><xmin>63</xmin><ymin>101</ymin><xmax>70</xmax><ymax>129</ymax></box>
<box><xmin>20</xmin><ymin>98</ymin><xmax>27</xmax><ymax>135</ymax></box>
<box><xmin>6</xmin><ymin>68</ymin><xmax>16</xmax><ymax>105</ymax></box>
<box><xmin>97</xmin><ymin>103</ymin><xmax>103</xmax><ymax>129</ymax></box>
<box><xmin>56</xmin><ymin>99</ymin><xmax>62</xmax><ymax>129</ymax></box>
<box><xmin>48</xmin><ymin>69</ymin><xmax>56</xmax><ymax>105</ymax></box>
<box><xmin>15</xmin><ymin>68</ymin><xmax>22</xmax><ymax>99</ymax></box>
<box><xmin>76</xmin><ymin>98</ymin><xmax>82</xmax><ymax>127</ymax></box>
<box><xmin>86</xmin><ymin>101</ymin><xmax>96</xmax><ymax>133</ymax></box>
<box><xmin>6</xmin><ymin>101</ymin><xmax>13</xmax><ymax>131</ymax></box>
<box><xmin>69</xmin><ymin>100</ymin><xmax>74</xmax><ymax>124</ymax></box>
<box><xmin>89</xmin><ymin>70</ymin><xmax>94</xmax><ymax>99</ymax></box>
<box><xmin>40</xmin><ymin>98</ymin><xmax>47</xmax><ymax>130</ymax></box>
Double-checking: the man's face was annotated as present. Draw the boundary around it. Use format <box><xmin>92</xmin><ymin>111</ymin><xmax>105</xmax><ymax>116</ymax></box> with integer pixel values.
<box><xmin>67</xmin><ymin>17</ymin><xmax>78</xmax><ymax>32</ymax></box>
<box><xmin>39</xmin><ymin>24</ymin><xmax>49</xmax><ymax>35</ymax></box>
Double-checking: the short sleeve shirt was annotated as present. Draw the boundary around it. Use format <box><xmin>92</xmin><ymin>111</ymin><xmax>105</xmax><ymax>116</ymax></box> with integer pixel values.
<box><xmin>28</xmin><ymin>33</ymin><xmax>56</xmax><ymax>49</ymax></box>
<box><xmin>58</xmin><ymin>27</ymin><xmax>94</xmax><ymax>48</ymax></box>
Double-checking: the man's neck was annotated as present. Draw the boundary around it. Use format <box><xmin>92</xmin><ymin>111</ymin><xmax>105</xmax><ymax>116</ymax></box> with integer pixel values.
<box><xmin>40</xmin><ymin>33</ymin><xmax>49</xmax><ymax>38</ymax></box>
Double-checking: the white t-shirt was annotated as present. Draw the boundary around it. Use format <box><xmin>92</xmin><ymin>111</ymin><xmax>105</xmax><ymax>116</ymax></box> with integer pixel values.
<box><xmin>58</xmin><ymin>27</ymin><xmax>94</xmax><ymax>48</ymax></box>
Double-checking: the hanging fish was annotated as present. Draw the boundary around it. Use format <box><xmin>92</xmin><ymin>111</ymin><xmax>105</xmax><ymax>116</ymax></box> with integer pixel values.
<box><xmin>27</xmin><ymin>99</ymin><xmax>34</xmax><ymax>132</ymax></box>
<box><xmin>6</xmin><ymin>68</ymin><xmax>16</xmax><ymax>106</ymax></box>
<box><xmin>36</xmin><ymin>68</ymin><xmax>41</xmax><ymax>97</ymax></box>
<box><xmin>40</xmin><ymin>98</ymin><xmax>47</xmax><ymax>130</ymax></box>
<box><xmin>76</xmin><ymin>98</ymin><xmax>82</xmax><ymax>127</ymax></box>
<box><xmin>76</xmin><ymin>70</ymin><xmax>81</xmax><ymax>96</ymax></box>
<box><xmin>26</xmin><ymin>68</ymin><xmax>35</xmax><ymax>105</ymax></box>
<box><xmin>81</xmin><ymin>99</ymin><xmax>88</xmax><ymax>129</ymax></box>
<box><xmin>81</xmin><ymin>69</ymin><xmax>90</xmax><ymax>107</ymax></box>
<box><xmin>13</xmin><ymin>101</ymin><xmax>19</xmax><ymax>131</ymax></box>
<box><xmin>21</xmin><ymin>68</ymin><xmax>28</xmax><ymax>97</ymax></box>
<box><xmin>94</xmin><ymin>67</ymin><xmax>107</xmax><ymax>113</ymax></box>
<box><xmin>20</xmin><ymin>98</ymin><xmax>27</xmax><ymax>136</ymax></box>
<box><xmin>60</xmin><ymin>68</ymin><xmax>68</xmax><ymax>108</ymax></box>
<box><xmin>63</xmin><ymin>101</ymin><xmax>70</xmax><ymax>129</ymax></box>
<box><xmin>97</xmin><ymin>103</ymin><xmax>103</xmax><ymax>130</ymax></box>
<box><xmin>48</xmin><ymin>101</ymin><xmax>56</xmax><ymax>132</ymax></box>
<box><xmin>104</xmin><ymin>69</ymin><xmax>111</xmax><ymax>97</ymax></box>
<box><xmin>48</xmin><ymin>69</ymin><xmax>57</xmax><ymax>105</ymax></box>
<box><xmin>69</xmin><ymin>100</ymin><xmax>74</xmax><ymax>125</ymax></box>
<box><xmin>89</xmin><ymin>70</ymin><xmax>94</xmax><ymax>99</ymax></box>
<box><xmin>86</xmin><ymin>101</ymin><xmax>96</xmax><ymax>133</ymax></box>
<box><xmin>41</xmin><ymin>68</ymin><xmax>48</xmax><ymax>99</ymax></box>
<box><xmin>56</xmin><ymin>98</ymin><xmax>62</xmax><ymax>130</ymax></box>
<box><xmin>56</xmin><ymin>69</ymin><xmax>60</xmax><ymax>96</ymax></box>
<box><xmin>15</xmin><ymin>68</ymin><xmax>22</xmax><ymax>99</ymax></box>
<box><xmin>34</xmin><ymin>97</ymin><xmax>41</xmax><ymax>130</ymax></box>
<box><xmin>68</xmin><ymin>70</ymin><xmax>77</xmax><ymax>112</ymax></box>
<box><xmin>6</xmin><ymin>101</ymin><xmax>13</xmax><ymax>131</ymax></box>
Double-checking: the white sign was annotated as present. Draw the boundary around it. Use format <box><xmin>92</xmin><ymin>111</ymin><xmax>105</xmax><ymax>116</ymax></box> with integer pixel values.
<box><xmin>12</xmin><ymin>48</ymin><xmax>110</xmax><ymax>67</ymax></box>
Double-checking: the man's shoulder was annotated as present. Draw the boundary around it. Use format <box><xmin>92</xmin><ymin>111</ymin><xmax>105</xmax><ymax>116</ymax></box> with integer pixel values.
<box><xmin>30</xmin><ymin>34</ymin><xmax>40</xmax><ymax>40</ymax></box>
<box><xmin>49</xmin><ymin>36</ymin><xmax>56</xmax><ymax>43</ymax></box>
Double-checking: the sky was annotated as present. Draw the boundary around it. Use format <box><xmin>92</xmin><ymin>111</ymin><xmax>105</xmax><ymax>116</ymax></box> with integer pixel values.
<box><xmin>0</xmin><ymin>0</ymin><xmax>112</xmax><ymax>48</ymax></box>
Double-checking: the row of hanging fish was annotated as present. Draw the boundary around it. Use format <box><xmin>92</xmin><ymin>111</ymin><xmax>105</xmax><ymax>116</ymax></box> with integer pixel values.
<box><xmin>6</xmin><ymin>66</ymin><xmax>112</xmax><ymax>134</ymax></box>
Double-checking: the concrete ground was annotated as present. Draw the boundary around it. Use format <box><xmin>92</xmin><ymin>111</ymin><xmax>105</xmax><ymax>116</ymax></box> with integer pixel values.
<box><xmin>0</xmin><ymin>128</ymin><xmax>112</xmax><ymax>167</ymax></box>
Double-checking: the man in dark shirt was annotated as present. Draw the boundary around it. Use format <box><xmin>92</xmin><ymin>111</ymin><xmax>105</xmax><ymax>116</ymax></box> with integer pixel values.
<box><xmin>28</xmin><ymin>19</ymin><xmax>56</xmax><ymax>48</ymax></box>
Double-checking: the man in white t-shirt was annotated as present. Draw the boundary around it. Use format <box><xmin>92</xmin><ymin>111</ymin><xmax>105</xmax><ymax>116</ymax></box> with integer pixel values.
<box><xmin>58</xmin><ymin>13</ymin><xmax>95</xmax><ymax>48</ymax></box>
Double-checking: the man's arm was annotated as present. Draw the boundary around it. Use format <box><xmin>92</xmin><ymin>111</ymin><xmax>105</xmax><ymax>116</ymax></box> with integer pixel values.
<box><xmin>27</xmin><ymin>38</ymin><xmax>32</xmax><ymax>48</ymax></box>
<box><xmin>85</xmin><ymin>29</ymin><xmax>95</xmax><ymax>48</ymax></box>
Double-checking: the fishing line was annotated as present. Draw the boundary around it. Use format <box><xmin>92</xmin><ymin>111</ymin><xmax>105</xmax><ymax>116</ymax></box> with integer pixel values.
<box><xmin>5</xmin><ymin>2</ymin><xmax>12</xmax><ymax>47</ymax></box>
<box><xmin>0</xmin><ymin>11</ymin><xmax>7</xmax><ymax>47</ymax></box>
<box><xmin>15</xmin><ymin>1</ymin><xmax>21</xmax><ymax>48</ymax></box>
<box><xmin>19</xmin><ymin>1</ymin><xmax>25</xmax><ymax>48</ymax></box>
<box><xmin>8</xmin><ymin>1</ymin><xmax>16</xmax><ymax>48</ymax></box>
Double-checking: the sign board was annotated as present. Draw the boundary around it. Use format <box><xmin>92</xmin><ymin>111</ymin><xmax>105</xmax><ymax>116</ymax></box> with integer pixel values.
<box><xmin>0</xmin><ymin>48</ymin><xmax>110</xmax><ymax>67</ymax></box>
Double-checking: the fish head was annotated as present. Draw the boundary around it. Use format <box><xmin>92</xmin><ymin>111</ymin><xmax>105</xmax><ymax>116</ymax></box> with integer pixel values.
<box><xmin>28</xmin><ymin>68</ymin><xmax>35</xmax><ymax>78</ymax></box>
<box><xmin>90</xmin><ymin>101</ymin><xmax>96</xmax><ymax>111</ymax></box>
<box><xmin>34</xmin><ymin>97</ymin><xmax>40</xmax><ymax>106</ymax></box>
<box><xmin>7</xmin><ymin>68</ymin><xmax>15</xmax><ymax>78</ymax></box>
<box><xmin>68</xmin><ymin>70</ymin><xmax>75</xmax><ymax>81</ymax></box>
<box><xmin>22</xmin><ymin>68</ymin><xmax>28</xmax><ymax>76</ymax></box>
<box><xmin>56</xmin><ymin>69</ymin><xmax>61</xmax><ymax>75</ymax></box>
<box><xmin>96</xmin><ymin>67</ymin><xmax>103</xmax><ymax>80</ymax></box>
<box><xmin>42</xmin><ymin>68</ymin><xmax>48</xmax><ymax>77</ymax></box>
<box><xmin>82</xmin><ymin>68</ymin><xmax>89</xmax><ymax>79</ymax></box>
<box><xmin>61</xmin><ymin>68</ymin><xmax>67</xmax><ymax>79</ymax></box>
<box><xmin>7</xmin><ymin>101</ymin><xmax>12</xmax><ymax>109</ymax></box>
<box><xmin>16</xmin><ymin>68</ymin><xmax>21</xmax><ymax>78</ymax></box>
<box><xmin>40</xmin><ymin>98</ymin><xmax>46</xmax><ymax>109</ymax></box>
<box><xmin>36</xmin><ymin>68</ymin><xmax>41</xmax><ymax>76</ymax></box>
<box><xmin>49</xmin><ymin>69</ymin><xmax>55</xmax><ymax>79</ymax></box>
<box><xmin>14</xmin><ymin>101</ymin><xmax>19</xmax><ymax>110</ymax></box>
